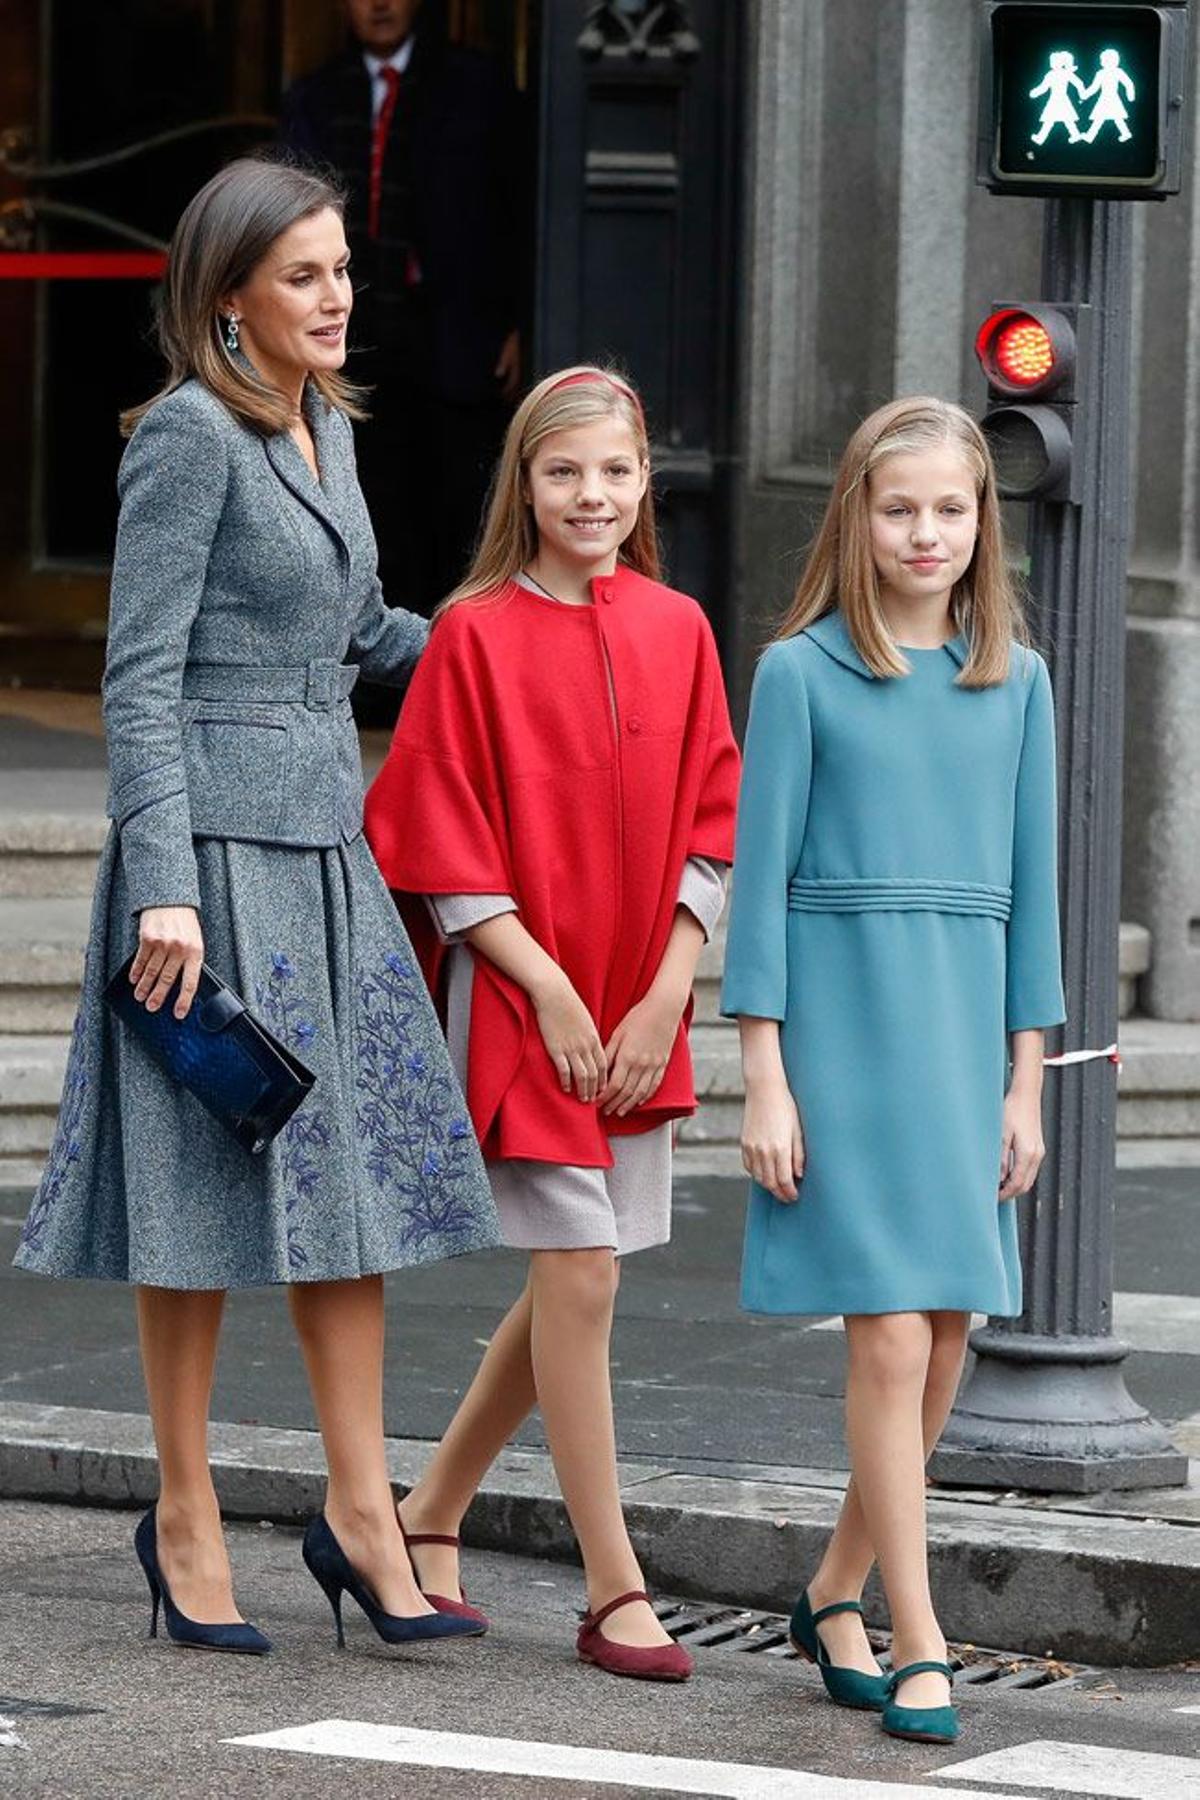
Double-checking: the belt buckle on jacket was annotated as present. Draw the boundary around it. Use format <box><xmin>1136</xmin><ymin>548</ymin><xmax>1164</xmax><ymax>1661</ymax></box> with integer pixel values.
<box><xmin>305</xmin><ymin>661</ymin><xmax>338</xmax><ymax>711</ymax></box>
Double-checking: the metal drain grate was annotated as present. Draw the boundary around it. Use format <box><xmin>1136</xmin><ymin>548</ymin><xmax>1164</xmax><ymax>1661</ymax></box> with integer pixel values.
<box><xmin>650</xmin><ymin>1600</ymin><xmax>1090</xmax><ymax>1693</ymax></box>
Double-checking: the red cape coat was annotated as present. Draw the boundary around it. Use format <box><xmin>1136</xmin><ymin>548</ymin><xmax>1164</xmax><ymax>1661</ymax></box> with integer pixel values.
<box><xmin>364</xmin><ymin>566</ymin><xmax>740</xmax><ymax>1166</ymax></box>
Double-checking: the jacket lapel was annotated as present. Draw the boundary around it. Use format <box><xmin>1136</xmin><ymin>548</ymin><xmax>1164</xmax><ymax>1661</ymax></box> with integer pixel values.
<box><xmin>263</xmin><ymin>395</ymin><xmax>350</xmax><ymax>565</ymax></box>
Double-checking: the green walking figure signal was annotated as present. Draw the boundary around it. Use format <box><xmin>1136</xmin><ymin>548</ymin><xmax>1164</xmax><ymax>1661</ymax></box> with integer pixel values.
<box><xmin>1081</xmin><ymin>48</ymin><xmax>1137</xmax><ymax>141</ymax></box>
<box><xmin>1030</xmin><ymin>50</ymin><xmax>1086</xmax><ymax>143</ymax></box>
<box><xmin>979</xmin><ymin>1</ymin><xmax>1189</xmax><ymax>200</ymax></box>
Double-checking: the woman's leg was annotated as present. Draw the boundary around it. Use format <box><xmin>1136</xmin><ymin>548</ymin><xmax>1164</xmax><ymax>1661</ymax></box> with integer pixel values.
<box><xmin>832</xmin><ymin>1311</ymin><xmax>966</xmax><ymax>1706</ymax></box>
<box><xmin>398</xmin><ymin>1276</ymin><xmax>539</xmax><ymax>1598</ymax></box>
<box><xmin>809</xmin><ymin>1310</ymin><xmax>970</xmax><ymax>1673</ymax></box>
<box><xmin>288</xmin><ymin>1275</ymin><xmax>431</xmax><ymax>1616</ymax></box>
<box><xmin>529</xmin><ymin>1248</ymin><xmax>670</xmax><ymax>1648</ymax></box>
<box><xmin>136</xmin><ymin>1285</ymin><xmax>240</xmax><ymax>1623</ymax></box>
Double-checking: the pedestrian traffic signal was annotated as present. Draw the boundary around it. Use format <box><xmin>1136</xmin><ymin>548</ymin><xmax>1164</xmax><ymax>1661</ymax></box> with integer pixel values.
<box><xmin>978</xmin><ymin>3</ymin><xmax>1190</xmax><ymax>199</ymax></box>
<box><xmin>975</xmin><ymin>303</ymin><xmax>1092</xmax><ymax>502</ymax></box>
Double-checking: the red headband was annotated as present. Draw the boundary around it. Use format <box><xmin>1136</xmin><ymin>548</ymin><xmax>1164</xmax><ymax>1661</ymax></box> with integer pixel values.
<box><xmin>545</xmin><ymin>369</ymin><xmax>645</xmax><ymax>425</ymax></box>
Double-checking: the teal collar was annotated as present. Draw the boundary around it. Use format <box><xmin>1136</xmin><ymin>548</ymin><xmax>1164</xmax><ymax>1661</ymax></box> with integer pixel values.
<box><xmin>804</xmin><ymin>609</ymin><xmax>968</xmax><ymax>677</ymax></box>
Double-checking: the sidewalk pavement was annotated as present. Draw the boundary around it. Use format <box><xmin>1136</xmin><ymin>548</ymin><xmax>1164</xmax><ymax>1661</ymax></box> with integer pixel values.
<box><xmin>2</xmin><ymin>1169</ymin><xmax>1198</xmax><ymax>1668</ymax></box>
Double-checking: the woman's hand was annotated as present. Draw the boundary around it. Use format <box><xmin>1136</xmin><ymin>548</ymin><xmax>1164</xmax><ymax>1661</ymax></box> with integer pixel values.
<box><xmin>999</xmin><ymin>1083</ymin><xmax>1045</xmax><ymax>1199</ymax></box>
<box><xmin>533</xmin><ymin>970</ymin><xmax>607</xmax><ymax>1103</ymax></box>
<box><xmin>600</xmin><ymin>988</ymin><xmax>683</xmax><ymax>1117</ymax></box>
<box><xmin>131</xmin><ymin>906</ymin><xmax>204</xmax><ymax>1020</ymax></box>
<box><xmin>741</xmin><ymin>1075</ymin><xmax>806</xmax><ymax>1202</ymax></box>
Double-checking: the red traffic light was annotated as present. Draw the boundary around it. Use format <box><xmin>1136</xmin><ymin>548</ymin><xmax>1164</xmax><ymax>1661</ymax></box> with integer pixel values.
<box><xmin>975</xmin><ymin>305</ymin><xmax>1075</xmax><ymax>399</ymax></box>
<box><xmin>991</xmin><ymin>316</ymin><xmax>1054</xmax><ymax>387</ymax></box>
<box><xmin>975</xmin><ymin>300</ymin><xmax>1089</xmax><ymax>503</ymax></box>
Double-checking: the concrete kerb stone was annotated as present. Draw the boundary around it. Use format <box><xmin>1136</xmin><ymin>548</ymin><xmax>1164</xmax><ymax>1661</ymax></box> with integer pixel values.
<box><xmin>0</xmin><ymin>1400</ymin><xmax>1196</xmax><ymax>1667</ymax></box>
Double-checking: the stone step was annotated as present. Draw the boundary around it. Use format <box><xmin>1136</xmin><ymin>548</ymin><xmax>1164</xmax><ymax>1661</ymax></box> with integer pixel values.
<box><xmin>0</xmin><ymin>897</ymin><xmax>89</xmax><ymax>1032</ymax></box>
<box><xmin>686</xmin><ymin>1016</ymin><xmax>1200</xmax><ymax>1143</ymax></box>
<box><xmin>2</xmin><ymin>1023</ymin><xmax>1199</xmax><ymax>1163</ymax></box>
<box><xmin>0</xmin><ymin>810</ymin><xmax>106</xmax><ymax>898</ymax></box>
<box><xmin>1113</xmin><ymin>1018</ymin><xmax>1200</xmax><ymax>1137</ymax></box>
<box><xmin>1119</xmin><ymin>921</ymin><xmax>1152</xmax><ymax>1019</ymax></box>
<box><xmin>0</xmin><ymin>1035</ymin><xmax>68</xmax><ymax>1156</ymax></box>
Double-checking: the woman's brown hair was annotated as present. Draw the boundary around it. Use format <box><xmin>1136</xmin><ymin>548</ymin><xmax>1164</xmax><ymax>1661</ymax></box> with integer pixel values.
<box><xmin>120</xmin><ymin>155</ymin><xmax>366</xmax><ymax>438</ymax></box>
<box><xmin>774</xmin><ymin>395</ymin><xmax>1027</xmax><ymax>688</ymax></box>
<box><xmin>439</xmin><ymin>365</ymin><xmax>659</xmax><ymax>613</ymax></box>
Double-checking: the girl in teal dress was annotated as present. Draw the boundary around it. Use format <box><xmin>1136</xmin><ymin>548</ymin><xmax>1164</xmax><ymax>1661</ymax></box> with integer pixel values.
<box><xmin>721</xmin><ymin>397</ymin><xmax>1065</xmax><ymax>1745</ymax></box>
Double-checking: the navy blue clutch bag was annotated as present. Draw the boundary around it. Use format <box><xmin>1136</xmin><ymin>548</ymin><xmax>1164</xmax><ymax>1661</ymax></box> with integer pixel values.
<box><xmin>104</xmin><ymin>957</ymin><xmax>315</xmax><ymax>1154</ymax></box>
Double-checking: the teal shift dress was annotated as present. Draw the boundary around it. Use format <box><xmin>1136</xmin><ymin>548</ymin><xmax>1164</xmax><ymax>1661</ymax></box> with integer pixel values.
<box><xmin>720</xmin><ymin>610</ymin><xmax>1066</xmax><ymax>1318</ymax></box>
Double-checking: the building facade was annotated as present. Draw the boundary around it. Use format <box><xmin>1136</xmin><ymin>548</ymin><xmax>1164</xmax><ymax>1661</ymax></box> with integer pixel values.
<box><xmin>1</xmin><ymin>0</ymin><xmax>1196</xmax><ymax>1018</ymax></box>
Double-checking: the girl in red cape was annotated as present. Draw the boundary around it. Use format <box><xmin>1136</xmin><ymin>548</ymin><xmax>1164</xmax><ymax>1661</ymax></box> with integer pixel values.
<box><xmin>365</xmin><ymin>365</ymin><xmax>739</xmax><ymax>1680</ymax></box>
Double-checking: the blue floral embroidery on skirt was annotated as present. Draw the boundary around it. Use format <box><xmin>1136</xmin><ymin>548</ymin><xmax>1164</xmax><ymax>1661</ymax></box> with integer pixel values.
<box><xmin>356</xmin><ymin>953</ymin><xmax>478</xmax><ymax>1253</ymax></box>
<box><xmin>20</xmin><ymin>994</ymin><xmax>90</xmax><ymax>1255</ymax></box>
<box><xmin>257</xmin><ymin>953</ymin><xmax>328</xmax><ymax>1271</ymax></box>
<box><xmin>277</xmin><ymin>1110</ymin><xmax>332</xmax><ymax>1271</ymax></box>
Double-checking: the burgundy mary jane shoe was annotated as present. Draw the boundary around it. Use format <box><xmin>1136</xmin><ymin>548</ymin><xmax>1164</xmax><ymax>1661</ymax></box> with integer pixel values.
<box><xmin>402</xmin><ymin>1526</ymin><xmax>490</xmax><ymax>1631</ymax></box>
<box><xmin>576</xmin><ymin>1589</ymin><xmax>693</xmax><ymax>1682</ymax></box>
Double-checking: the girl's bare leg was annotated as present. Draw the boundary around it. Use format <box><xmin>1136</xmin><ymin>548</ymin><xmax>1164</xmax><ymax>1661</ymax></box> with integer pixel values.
<box><xmin>398</xmin><ymin>1278</ymin><xmax>539</xmax><ymax>1597</ymax></box>
<box><xmin>289</xmin><ymin>1275</ymin><xmax>431</xmax><ymax>1616</ymax></box>
<box><xmin>809</xmin><ymin>1311</ymin><xmax>969</xmax><ymax>1676</ymax></box>
<box><xmin>529</xmin><ymin>1248</ymin><xmax>670</xmax><ymax>1647</ymax></box>
<box><xmin>397</xmin><ymin>1250</ymin><xmax>663</xmax><ymax>1646</ymax></box>
<box><xmin>136</xmin><ymin>1285</ymin><xmax>240</xmax><ymax>1622</ymax></box>
<box><xmin>831</xmin><ymin>1310</ymin><xmax>963</xmax><ymax>1706</ymax></box>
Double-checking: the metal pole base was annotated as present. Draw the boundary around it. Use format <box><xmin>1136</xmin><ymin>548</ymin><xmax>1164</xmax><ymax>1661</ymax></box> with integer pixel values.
<box><xmin>928</xmin><ymin>1328</ymin><xmax>1189</xmax><ymax>1494</ymax></box>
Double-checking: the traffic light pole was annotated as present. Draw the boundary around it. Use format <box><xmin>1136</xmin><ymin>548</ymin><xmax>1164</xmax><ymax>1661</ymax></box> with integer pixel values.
<box><xmin>930</xmin><ymin>196</ymin><xmax>1188</xmax><ymax>1492</ymax></box>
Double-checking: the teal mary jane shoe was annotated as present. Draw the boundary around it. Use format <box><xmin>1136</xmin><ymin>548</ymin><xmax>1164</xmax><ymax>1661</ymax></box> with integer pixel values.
<box><xmin>881</xmin><ymin>1659</ymin><xmax>960</xmax><ymax>1744</ymax></box>
<box><xmin>788</xmin><ymin>1591</ymin><xmax>889</xmax><ymax>1711</ymax></box>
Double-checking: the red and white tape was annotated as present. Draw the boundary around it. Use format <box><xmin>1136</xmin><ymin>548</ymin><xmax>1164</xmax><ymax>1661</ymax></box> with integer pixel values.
<box><xmin>1043</xmin><ymin>1043</ymin><xmax>1121</xmax><ymax>1072</ymax></box>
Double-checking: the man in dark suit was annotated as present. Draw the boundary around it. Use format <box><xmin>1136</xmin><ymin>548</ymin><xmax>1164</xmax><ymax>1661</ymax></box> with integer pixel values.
<box><xmin>282</xmin><ymin>1</ymin><xmax>530</xmax><ymax>620</ymax></box>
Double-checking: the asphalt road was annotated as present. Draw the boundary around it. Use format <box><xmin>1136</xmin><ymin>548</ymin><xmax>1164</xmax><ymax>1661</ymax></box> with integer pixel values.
<box><xmin>1</xmin><ymin>1502</ymin><xmax>1197</xmax><ymax>1800</ymax></box>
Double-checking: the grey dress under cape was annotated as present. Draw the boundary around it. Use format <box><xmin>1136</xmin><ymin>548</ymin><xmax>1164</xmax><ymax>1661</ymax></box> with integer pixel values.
<box><xmin>16</xmin><ymin>375</ymin><xmax>500</xmax><ymax>1288</ymax></box>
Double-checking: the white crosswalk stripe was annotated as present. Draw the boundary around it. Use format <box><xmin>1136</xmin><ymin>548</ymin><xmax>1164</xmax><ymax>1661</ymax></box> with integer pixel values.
<box><xmin>225</xmin><ymin>1720</ymin><xmax>1040</xmax><ymax>1798</ymax></box>
<box><xmin>931</xmin><ymin>1738</ymin><xmax>1199</xmax><ymax>1799</ymax></box>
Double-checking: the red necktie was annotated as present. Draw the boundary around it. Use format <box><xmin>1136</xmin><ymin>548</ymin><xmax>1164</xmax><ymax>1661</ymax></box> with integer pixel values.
<box><xmin>368</xmin><ymin>65</ymin><xmax>401</xmax><ymax>242</ymax></box>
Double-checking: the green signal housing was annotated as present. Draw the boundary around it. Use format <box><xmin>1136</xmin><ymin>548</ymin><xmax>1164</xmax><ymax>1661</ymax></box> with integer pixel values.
<box><xmin>978</xmin><ymin>2</ymin><xmax>1190</xmax><ymax>198</ymax></box>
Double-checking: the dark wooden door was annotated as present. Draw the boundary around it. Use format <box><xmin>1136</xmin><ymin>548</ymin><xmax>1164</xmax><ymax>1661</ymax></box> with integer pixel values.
<box><xmin>535</xmin><ymin>1</ymin><xmax>741</xmax><ymax>646</ymax></box>
<box><xmin>0</xmin><ymin>0</ymin><xmax>284</xmax><ymax>683</ymax></box>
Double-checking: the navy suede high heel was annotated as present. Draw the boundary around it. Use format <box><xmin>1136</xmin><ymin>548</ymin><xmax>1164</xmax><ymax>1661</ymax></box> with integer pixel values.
<box><xmin>134</xmin><ymin>1507</ymin><xmax>271</xmax><ymax>1655</ymax></box>
<box><xmin>301</xmin><ymin>1513</ymin><xmax>485</xmax><ymax>1649</ymax></box>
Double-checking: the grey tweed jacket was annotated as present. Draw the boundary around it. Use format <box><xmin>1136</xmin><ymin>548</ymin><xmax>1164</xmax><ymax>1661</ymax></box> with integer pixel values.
<box><xmin>103</xmin><ymin>376</ymin><xmax>427</xmax><ymax>915</ymax></box>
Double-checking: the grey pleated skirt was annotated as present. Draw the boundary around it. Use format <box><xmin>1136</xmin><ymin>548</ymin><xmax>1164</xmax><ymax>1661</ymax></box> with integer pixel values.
<box><xmin>15</xmin><ymin>829</ymin><xmax>501</xmax><ymax>1289</ymax></box>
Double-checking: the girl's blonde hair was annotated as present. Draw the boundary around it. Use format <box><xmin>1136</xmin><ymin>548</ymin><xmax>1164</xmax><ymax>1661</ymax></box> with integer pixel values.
<box><xmin>439</xmin><ymin>364</ymin><xmax>659</xmax><ymax>612</ymax></box>
<box><xmin>121</xmin><ymin>155</ymin><xmax>367</xmax><ymax>438</ymax></box>
<box><xmin>774</xmin><ymin>395</ymin><xmax>1027</xmax><ymax>687</ymax></box>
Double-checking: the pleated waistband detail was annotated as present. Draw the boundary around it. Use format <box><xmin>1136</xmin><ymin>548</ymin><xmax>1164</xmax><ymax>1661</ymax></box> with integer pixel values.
<box><xmin>788</xmin><ymin>877</ymin><xmax>1011</xmax><ymax>920</ymax></box>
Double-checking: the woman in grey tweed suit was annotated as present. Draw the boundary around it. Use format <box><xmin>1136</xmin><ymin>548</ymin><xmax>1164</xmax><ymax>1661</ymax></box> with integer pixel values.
<box><xmin>15</xmin><ymin>157</ymin><xmax>499</xmax><ymax>1650</ymax></box>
